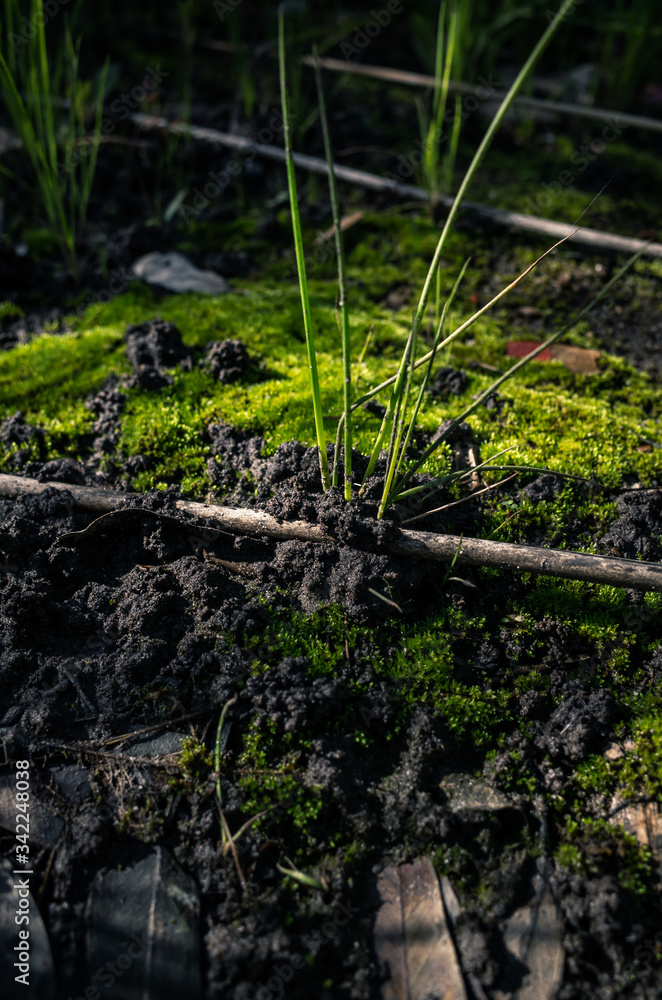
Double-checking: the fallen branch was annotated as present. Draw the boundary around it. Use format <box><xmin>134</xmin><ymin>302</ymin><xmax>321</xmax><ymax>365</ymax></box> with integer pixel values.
<box><xmin>1</xmin><ymin>473</ymin><xmax>661</xmax><ymax>592</ymax></box>
<box><xmin>171</xmin><ymin>33</ymin><xmax>662</xmax><ymax>136</ymax></box>
<box><xmin>129</xmin><ymin>111</ymin><xmax>662</xmax><ymax>260</ymax></box>
<box><xmin>300</xmin><ymin>55</ymin><xmax>662</xmax><ymax>136</ymax></box>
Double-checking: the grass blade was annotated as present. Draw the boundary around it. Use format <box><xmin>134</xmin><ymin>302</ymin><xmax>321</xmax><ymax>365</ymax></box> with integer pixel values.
<box><xmin>340</xmin><ymin>228</ymin><xmax>576</xmax><ymax>465</ymax></box>
<box><xmin>390</xmin><ymin>257</ymin><xmax>471</xmax><ymax>503</ymax></box>
<box><xmin>366</xmin><ymin>0</ymin><xmax>577</xmax><ymax>514</ymax></box>
<box><xmin>409</xmin><ymin>0</ymin><xmax>579</xmax><ymax>346</ymax></box>
<box><xmin>278</xmin><ymin>7</ymin><xmax>330</xmax><ymax>490</ymax></box>
<box><xmin>313</xmin><ymin>48</ymin><xmax>352</xmax><ymax>499</ymax></box>
<box><xmin>393</xmin><ymin>244</ymin><xmax>647</xmax><ymax>499</ymax></box>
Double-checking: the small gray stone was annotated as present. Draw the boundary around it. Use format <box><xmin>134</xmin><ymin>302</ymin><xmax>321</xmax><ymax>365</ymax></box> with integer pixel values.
<box><xmin>440</xmin><ymin>773</ymin><xmax>514</xmax><ymax>813</ymax></box>
<box><xmin>132</xmin><ymin>251</ymin><xmax>228</xmax><ymax>295</ymax></box>
<box><xmin>120</xmin><ymin>731</ymin><xmax>188</xmax><ymax>758</ymax></box>
<box><xmin>48</xmin><ymin>765</ymin><xmax>91</xmax><ymax>804</ymax></box>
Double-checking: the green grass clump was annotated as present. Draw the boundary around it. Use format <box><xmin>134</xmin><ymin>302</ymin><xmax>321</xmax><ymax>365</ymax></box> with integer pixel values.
<box><xmin>0</xmin><ymin>0</ymin><xmax>108</xmax><ymax>278</ymax></box>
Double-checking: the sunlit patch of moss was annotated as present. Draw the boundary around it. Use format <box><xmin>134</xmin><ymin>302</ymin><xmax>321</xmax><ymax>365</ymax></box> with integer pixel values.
<box><xmin>236</xmin><ymin>716</ymin><xmax>323</xmax><ymax>848</ymax></box>
<box><xmin>246</xmin><ymin>604</ymin><xmax>364</xmax><ymax>675</ymax></box>
<box><xmin>574</xmin><ymin>754</ymin><xmax>617</xmax><ymax>797</ymax></box>
<box><xmin>618</xmin><ymin>700</ymin><xmax>662</xmax><ymax>801</ymax></box>
<box><xmin>555</xmin><ymin>816</ymin><xmax>654</xmax><ymax>897</ymax></box>
<box><xmin>0</xmin><ymin>328</ymin><xmax>126</xmax><ymax>416</ymax></box>
<box><xmin>178</xmin><ymin>735</ymin><xmax>214</xmax><ymax>787</ymax></box>
<box><xmin>0</xmin><ymin>209</ymin><xmax>658</xmax><ymax>519</ymax></box>
<box><xmin>246</xmin><ymin>603</ymin><xmax>513</xmax><ymax>745</ymax></box>
<box><xmin>0</xmin><ymin>301</ymin><xmax>24</xmax><ymax>323</ymax></box>
<box><xmin>0</xmin><ymin>207</ymin><xmax>634</xmax><ymax>498</ymax></box>
<box><xmin>0</xmin><ymin>328</ymin><xmax>128</xmax><ymax>469</ymax></box>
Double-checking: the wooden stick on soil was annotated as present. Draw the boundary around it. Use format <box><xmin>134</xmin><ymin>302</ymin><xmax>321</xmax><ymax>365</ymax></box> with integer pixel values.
<box><xmin>129</xmin><ymin>111</ymin><xmax>662</xmax><ymax>260</ymax></box>
<box><xmin>1</xmin><ymin>473</ymin><xmax>661</xmax><ymax>593</ymax></box>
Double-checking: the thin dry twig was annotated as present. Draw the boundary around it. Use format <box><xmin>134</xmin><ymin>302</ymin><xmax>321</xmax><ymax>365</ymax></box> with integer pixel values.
<box><xmin>2</xmin><ymin>473</ymin><xmax>662</xmax><ymax>592</ymax></box>
<box><xmin>402</xmin><ymin>472</ymin><xmax>520</xmax><ymax>525</ymax></box>
<box><xmin>220</xmin><ymin>809</ymin><xmax>247</xmax><ymax>891</ymax></box>
<box><xmin>128</xmin><ymin>111</ymin><xmax>662</xmax><ymax>260</ymax></box>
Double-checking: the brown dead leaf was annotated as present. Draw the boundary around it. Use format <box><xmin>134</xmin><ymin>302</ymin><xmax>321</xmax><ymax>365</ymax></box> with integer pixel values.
<box><xmin>374</xmin><ymin>857</ymin><xmax>467</xmax><ymax>1000</ymax></box>
<box><xmin>609</xmin><ymin>797</ymin><xmax>662</xmax><ymax>862</ymax></box>
<box><xmin>495</xmin><ymin>888</ymin><xmax>565</xmax><ymax>1000</ymax></box>
<box><xmin>549</xmin><ymin>344</ymin><xmax>600</xmax><ymax>374</ymax></box>
<box><xmin>374</xmin><ymin>865</ymin><xmax>408</xmax><ymax>1000</ymax></box>
<box><xmin>505</xmin><ymin>341</ymin><xmax>600</xmax><ymax>374</ymax></box>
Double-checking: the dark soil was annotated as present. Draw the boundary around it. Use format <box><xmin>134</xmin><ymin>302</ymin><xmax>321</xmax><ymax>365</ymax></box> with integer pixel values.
<box><xmin>1</xmin><ymin>407</ymin><xmax>661</xmax><ymax>999</ymax></box>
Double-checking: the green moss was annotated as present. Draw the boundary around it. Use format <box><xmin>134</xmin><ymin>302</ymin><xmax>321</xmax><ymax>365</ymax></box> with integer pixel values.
<box><xmin>0</xmin><ymin>327</ymin><xmax>127</xmax><ymax>470</ymax></box>
<box><xmin>179</xmin><ymin>736</ymin><xmax>215</xmax><ymax>785</ymax></box>
<box><xmin>236</xmin><ymin>716</ymin><xmax>323</xmax><ymax>848</ymax></box>
<box><xmin>0</xmin><ymin>301</ymin><xmax>24</xmax><ymax>323</ymax></box>
<box><xmin>556</xmin><ymin>816</ymin><xmax>654</xmax><ymax>897</ymax></box>
<box><xmin>619</xmin><ymin>701</ymin><xmax>662</xmax><ymax>800</ymax></box>
<box><xmin>0</xmin><ymin>205</ymin><xmax>650</xmax><ymax>498</ymax></box>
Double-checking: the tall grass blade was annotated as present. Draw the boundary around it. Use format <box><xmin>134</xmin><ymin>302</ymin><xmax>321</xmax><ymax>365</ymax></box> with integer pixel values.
<box><xmin>278</xmin><ymin>8</ymin><xmax>330</xmax><ymax>490</ymax></box>
<box><xmin>411</xmin><ymin>0</ymin><xmax>578</xmax><ymax>341</ymax></box>
<box><xmin>0</xmin><ymin>0</ymin><xmax>107</xmax><ymax>279</ymax></box>
<box><xmin>395</xmin><ymin>257</ymin><xmax>471</xmax><ymax>484</ymax></box>
<box><xmin>313</xmin><ymin>48</ymin><xmax>352</xmax><ymax>500</ymax></box>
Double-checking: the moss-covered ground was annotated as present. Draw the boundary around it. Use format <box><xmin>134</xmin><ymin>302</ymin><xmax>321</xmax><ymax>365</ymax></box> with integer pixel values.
<box><xmin>1</xmin><ymin>204</ymin><xmax>661</xmax><ymax>907</ymax></box>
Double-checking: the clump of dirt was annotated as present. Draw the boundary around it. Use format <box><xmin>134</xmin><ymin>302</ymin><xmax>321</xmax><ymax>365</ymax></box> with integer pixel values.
<box><xmin>125</xmin><ymin>317</ymin><xmax>193</xmax><ymax>389</ymax></box>
<box><xmin>206</xmin><ymin>338</ymin><xmax>250</xmax><ymax>384</ymax></box>
<box><xmin>428</xmin><ymin>366</ymin><xmax>470</xmax><ymax>397</ymax></box>
<box><xmin>599</xmin><ymin>489</ymin><xmax>662</xmax><ymax>560</ymax></box>
<box><xmin>0</xmin><ymin>410</ymin><xmax>46</xmax><ymax>464</ymax></box>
